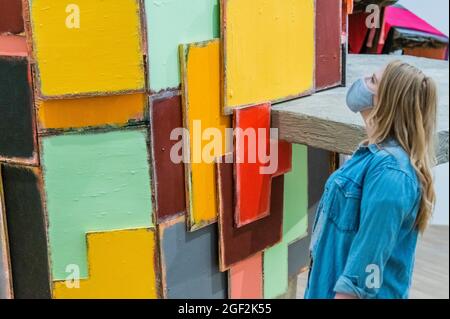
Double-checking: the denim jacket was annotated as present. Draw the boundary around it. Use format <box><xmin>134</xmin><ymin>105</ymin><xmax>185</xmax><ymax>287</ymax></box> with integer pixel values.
<box><xmin>305</xmin><ymin>138</ymin><xmax>421</xmax><ymax>299</ymax></box>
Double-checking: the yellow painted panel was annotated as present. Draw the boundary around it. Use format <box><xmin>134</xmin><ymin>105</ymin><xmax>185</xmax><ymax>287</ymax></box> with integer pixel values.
<box><xmin>37</xmin><ymin>94</ymin><xmax>146</xmax><ymax>130</ymax></box>
<box><xmin>53</xmin><ymin>228</ymin><xmax>159</xmax><ymax>299</ymax></box>
<box><xmin>180</xmin><ymin>40</ymin><xmax>231</xmax><ymax>230</ymax></box>
<box><xmin>30</xmin><ymin>0</ymin><xmax>145</xmax><ymax>97</ymax></box>
<box><xmin>224</xmin><ymin>0</ymin><xmax>315</xmax><ymax>110</ymax></box>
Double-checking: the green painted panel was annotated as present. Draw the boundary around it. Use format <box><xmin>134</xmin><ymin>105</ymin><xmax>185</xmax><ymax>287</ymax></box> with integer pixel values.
<box><xmin>145</xmin><ymin>0</ymin><xmax>220</xmax><ymax>92</ymax></box>
<box><xmin>264</xmin><ymin>242</ymin><xmax>288</xmax><ymax>299</ymax></box>
<box><xmin>284</xmin><ymin>144</ymin><xmax>308</xmax><ymax>243</ymax></box>
<box><xmin>264</xmin><ymin>144</ymin><xmax>308</xmax><ymax>298</ymax></box>
<box><xmin>42</xmin><ymin>130</ymin><xmax>153</xmax><ymax>280</ymax></box>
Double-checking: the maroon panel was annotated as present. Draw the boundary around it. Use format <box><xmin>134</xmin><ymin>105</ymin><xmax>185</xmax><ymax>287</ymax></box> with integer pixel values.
<box><xmin>150</xmin><ymin>94</ymin><xmax>186</xmax><ymax>223</ymax></box>
<box><xmin>348</xmin><ymin>12</ymin><xmax>369</xmax><ymax>54</ymax></box>
<box><xmin>217</xmin><ymin>154</ymin><xmax>284</xmax><ymax>271</ymax></box>
<box><xmin>316</xmin><ymin>0</ymin><xmax>342</xmax><ymax>91</ymax></box>
<box><xmin>0</xmin><ymin>0</ymin><xmax>24</xmax><ymax>34</ymax></box>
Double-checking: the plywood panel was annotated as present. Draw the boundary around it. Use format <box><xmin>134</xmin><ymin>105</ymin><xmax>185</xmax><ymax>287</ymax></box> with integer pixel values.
<box><xmin>0</xmin><ymin>56</ymin><xmax>38</xmax><ymax>166</ymax></box>
<box><xmin>145</xmin><ymin>0</ymin><xmax>219</xmax><ymax>92</ymax></box>
<box><xmin>160</xmin><ymin>218</ymin><xmax>227</xmax><ymax>299</ymax></box>
<box><xmin>316</xmin><ymin>0</ymin><xmax>342</xmax><ymax>91</ymax></box>
<box><xmin>150</xmin><ymin>93</ymin><xmax>186</xmax><ymax>223</ymax></box>
<box><xmin>217</xmin><ymin>154</ymin><xmax>283</xmax><ymax>271</ymax></box>
<box><xmin>28</xmin><ymin>0</ymin><xmax>145</xmax><ymax>98</ymax></box>
<box><xmin>222</xmin><ymin>0</ymin><xmax>315</xmax><ymax>111</ymax></box>
<box><xmin>180</xmin><ymin>40</ymin><xmax>231</xmax><ymax>230</ymax></box>
<box><xmin>2</xmin><ymin>165</ymin><xmax>51</xmax><ymax>299</ymax></box>
<box><xmin>234</xmin><ymin>104</ymin><xmax>271</xmax><ymax>227</ymax></box>
<box><xmin>0</xmin><ymin>167</ymin><xmax>13</xmax><ymax>299</ymax></box>
<box><xmin>53</xmin><ymin>228</ymin><xmax>160</xmax><ymax>299</ymax></box>
<box><xmin>0</xmin><ymin>0</ymin><xmax>24</xmax><ymax>34</ymax></box>
<box><xmin>37</xmin><ymin>94</ymin><xmax>146</xmax><ymax>133</ymax></box>
<box><xmin>229</xmin><ymin>253</ymin><xmax>263</xmax><ymax>299</ymax></box>
<box><xmin>41</xmin><ymin>129</ymin><xmax>154</xmax><ymax>281</ymax></box>
<box><xmin>264</xmin><ymin>144</ymin><xmax>308</xmax><ymax>298</ymax></box>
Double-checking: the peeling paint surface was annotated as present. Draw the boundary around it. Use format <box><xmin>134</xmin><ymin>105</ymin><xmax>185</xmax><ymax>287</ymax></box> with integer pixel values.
<box><xmin>0</xmin><ymin>56</ymin><xmax>37</xmax><ymax>165</ymax></box>
<box><xmin>30</xmin><ymin>0</ymin><xmax>146</xmax><ymax>97</ymax></box>
<box><xmin>145</xmin><ymin>0</ymin><xmax>219</xmax><ymax>92</ymax></box>
<box><xmin>53</xmin><ymin>228</ymin><xmax>159</xmax><ymax>299</ymax></box>
<box><xmin>264</xmin><ymin>144</ymin><xmax>308</xmax><ymax>298</ymax></box>
<box><xmin>229</xmin><ymin>253</ymin><xmax>263</xmax><ymax>299</ymax></box>
<box><xmin>223</xmin><ymin>0</ymin><xmax>315</xmax><ymax>110</ymax></box>
<box><xmin>41</xmin><ymin>130</ymin><xmax>154</xmax><ymax>280</ymax></box>
<box><xmin>150</xmin><ymin>94</ymin><xmax>186</xmax><ymax>223</ymax></box>
<box><xmin>234</xmin><ymin>103</ymin><xmax>272</xmax><ymax>227</ymax></box>
<box><xmin>160</xmin><ymin>220</ymin><xmax>227</xmax><ymax>299</ymax></box>
<box><xmin>180</xmin><ymin>40</ymin><xmax>231</xmax><ymax>230</ymax></box>
<box><xmin>37</xmin><ymin>93</ymin><xmax>146</xmax><ymax>131</ymax></box>
<box><xmin>2</xmin><ymin>165</ymin><xmax>51</xmax><ymax>299</ymax></box>
<box><xmin>0</xmin><ymin>167</ymin><xmax>13</xmax><ymax>299</ymax></box>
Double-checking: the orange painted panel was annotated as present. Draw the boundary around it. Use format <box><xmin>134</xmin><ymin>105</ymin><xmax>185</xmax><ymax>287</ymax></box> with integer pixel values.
<box><xmin>403</xmin><ymin>46</ymin><xmax>448</xmax><ymax>60</ymax></box>
<box><xmin>37</xmin><ymin>94</ymin><xmax>146</xmax><ymax>131</ymax></box>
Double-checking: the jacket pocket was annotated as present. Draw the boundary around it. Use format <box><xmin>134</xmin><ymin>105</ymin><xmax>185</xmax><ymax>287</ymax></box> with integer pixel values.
<box><xmin>327</xmin><ymin>175</ymin><xmax>362</xmax><ymax>232</ymax></box>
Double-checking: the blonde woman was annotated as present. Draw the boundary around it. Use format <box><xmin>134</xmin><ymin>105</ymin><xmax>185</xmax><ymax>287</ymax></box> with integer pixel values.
<box><xmin>305</xmin><ymin>60</ymin><xmax>437</xmax><ymax>299</ymax></box>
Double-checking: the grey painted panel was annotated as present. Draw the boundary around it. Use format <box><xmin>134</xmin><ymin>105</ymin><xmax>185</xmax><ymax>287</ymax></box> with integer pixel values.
<box><xmin>162</xmin><ymin>221</ymin><xmax>227</xmax><ymax>299</ymax></box>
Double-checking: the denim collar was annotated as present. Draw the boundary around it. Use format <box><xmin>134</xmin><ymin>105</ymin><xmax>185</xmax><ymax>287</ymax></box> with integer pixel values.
<box><xmin>358</xmin><ymin>137</ymin><xmax>399</xmax><ymax>154</ymax></box>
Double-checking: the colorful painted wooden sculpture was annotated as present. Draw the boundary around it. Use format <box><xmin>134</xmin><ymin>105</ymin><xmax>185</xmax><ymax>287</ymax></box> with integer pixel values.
<box><xmin>0</xmin><ymin>0</ymin><xmax>345</xmax><ymax>299</ymax></box>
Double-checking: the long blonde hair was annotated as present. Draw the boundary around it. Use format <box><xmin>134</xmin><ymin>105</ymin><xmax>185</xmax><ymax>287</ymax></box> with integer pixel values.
<box><xmin>367</xmin><ymin>60</ymin><xmax>437</xmax><ymax>233</ymax></box>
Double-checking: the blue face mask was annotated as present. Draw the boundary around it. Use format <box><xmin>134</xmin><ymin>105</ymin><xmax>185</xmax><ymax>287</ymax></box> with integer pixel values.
<box><xmin>346</xmin><ymin>78</ymin><xmax>375</xmax><ymax>113</ymax></box>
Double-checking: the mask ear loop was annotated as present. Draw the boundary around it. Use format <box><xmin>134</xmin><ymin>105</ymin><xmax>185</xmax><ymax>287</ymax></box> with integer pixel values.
<box><xmin>361</xmin><ymin>77</ymin><xmax>376</xmax><ymax>95</ymax></box>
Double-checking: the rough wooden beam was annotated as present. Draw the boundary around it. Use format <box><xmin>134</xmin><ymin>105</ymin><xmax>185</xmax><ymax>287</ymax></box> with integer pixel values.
<box><xmin>272</xmin><ymin>54</ymin><xmax>449</xmax><ymax>165</ymax></box>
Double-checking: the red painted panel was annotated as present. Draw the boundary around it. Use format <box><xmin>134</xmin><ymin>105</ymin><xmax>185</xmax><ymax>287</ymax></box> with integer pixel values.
<box><xmin>234</xmin><ymin>103</ymin><xmax>272</xmax><ymax>227</ymax></box>
<box><xmin>272</xmin><ymin>140</ymin><xmax>292</xmax><ymax>177</ymax></box>
<box><xmin>316</xmin><ymin>0</ymin><xmax>342</xmax><ymax>90</ymax></box>
<box><xmin>150</xmin><ymin>94</ymin><xmax>186</xmax><ymax>223</ymax></box>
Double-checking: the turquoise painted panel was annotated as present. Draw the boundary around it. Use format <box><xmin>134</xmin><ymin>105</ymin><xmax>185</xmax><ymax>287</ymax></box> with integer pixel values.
<box><xmin>42</xmin><ymin>130</ymin><xmax>153</xmax><ymax>280</ymax></box>
<box><xmin>145</xmin><ymin>0</ymin><xmax>219</xmax><ymax>92</ymax></box>
<box><xmin>264</xmin><ymin>144</ymin><xmax>308</xmax><ymax>298</ymax></box>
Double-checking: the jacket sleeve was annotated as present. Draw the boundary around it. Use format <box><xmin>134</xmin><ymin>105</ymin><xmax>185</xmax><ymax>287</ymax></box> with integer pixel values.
<box><xmin>334</xmin><ymin>166</ymin><xmax>419</xmax><ymax>299</ymax></box>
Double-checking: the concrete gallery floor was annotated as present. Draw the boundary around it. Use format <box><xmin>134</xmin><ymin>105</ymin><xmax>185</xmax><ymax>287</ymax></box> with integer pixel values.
<box><xmin>296</xmin><ymin>226</ymin><xmax>450</xmax><ymax>299</ymax></box>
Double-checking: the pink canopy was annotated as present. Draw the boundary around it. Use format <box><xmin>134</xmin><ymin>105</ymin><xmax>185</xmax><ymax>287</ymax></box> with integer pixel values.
<box><xmin>377</xmin><ymin>5</ymin><xmax>447</xmax><ymax>53</ymax></box>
